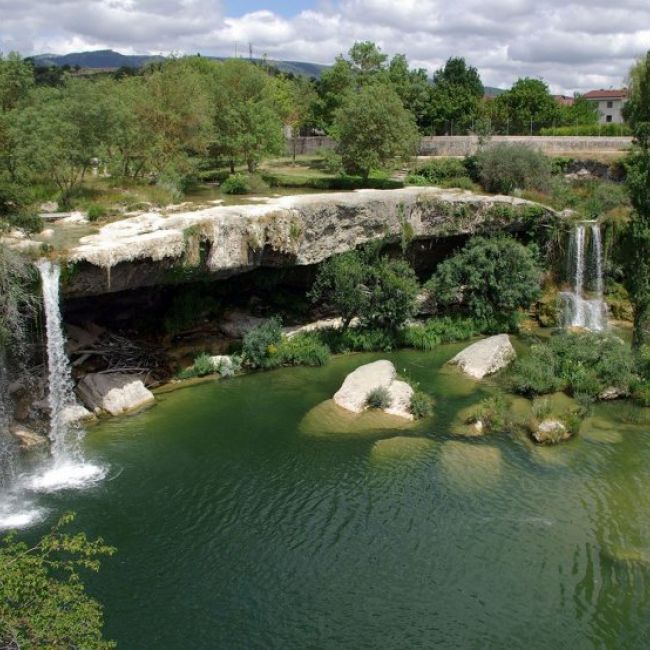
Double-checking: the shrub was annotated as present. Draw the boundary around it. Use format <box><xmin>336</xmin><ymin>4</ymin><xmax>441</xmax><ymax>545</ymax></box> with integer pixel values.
<box><xmin>531</xmin><ymin>397</ymin><xmax>552</xmax><ymax>420</ymax></box>
<box><xmin>366</xmin><ymin>386</ymin><xmax>392</xmax><ymax>409</ymax></box>
<box><xmin>415</xmin><ymin>158</ymin><xmax>470</xmax><ymax>183</ymax></box>
<box><xmin>476</xmin><ymin>144</ymin><xmax>552</xmax><ymax>194</ymax></box>
<box><xmin>320</xmin><ymin>149</ymin><xmax>344</xmax><ymax>175</ymax></box>
<box><xmin>276</xmin><ymin>333</ymin><xmax>330</xmax><ymax>367</ymax></box>
<box><xmin>467</xmin><ymin>393</ymin><xmax>508</xmax><ymax>433</ymax></box>
<box><xmin>510</xmin><ymin>333</ymin><xmax>636</xmax><ymax>399</ymax></box>
<box><xmin>86</xmin><ymin>204</ymin><xmax>107</xmax><ymax>222</ymax></box>
<box><xmin>540</xmin><ymin>124</ymin><xmax>631</xmax><ymax>136</ymax></box>
<box><xmin>406</xmin><ymin>174</ymin><xmax>430</xmax><ymax>186</ymax></box>
<box><xmin>409</xmin><ymin>390</ymin><xmax>433</xmax><ymax>419</ymax></box>
<box><xmin>242</xmin><ymin>317</ymin><xmax>283</xmax><ymax>368</ymax></box>
<box><xmin>317</xmin><ymin>327</ymin><xmax>399</xmax><ymax>353</ymax></box>
<box><xmin>4</xmin><ymin>210</ymin><xmax>43</xmax><ymax>234</ymax></box>
<box><xmin>221</xmin><ymin>173</ymin><xmax>250</xmax><ymax>195</ymax></box>
<box><xmin>632</xmin><ymin>380</ymin><xmax>650</xmax><ymax>407</ymax></box>
<box><xmin>177</xmin><ymin>352</ymin><xmax>217</xmax><ymax>379</ymax></box>
<box><xmin>439</xmin><ymin>176</ymin><xmax>478</xmax><ymax>191</ymax></box>
<box><xmin>428</xmin><ymin>235</ymin><xmax>541</xmax><ymax>328</ymax></box>
<box><xmin>401</xmin><ymin>316</ymin><xmax>488</xmax><ymax>351</ymax></box>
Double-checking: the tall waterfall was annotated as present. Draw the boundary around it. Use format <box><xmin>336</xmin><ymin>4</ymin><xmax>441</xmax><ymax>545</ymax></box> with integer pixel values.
<box><xmin>37</xmin><ymin>259</ymin><xmax>81</xmax><ymax>460</ymax></box>
<box><xmin>559</xmin><ymin>222</ymin><xmax>608</xmax><ymax>331</ymax></box>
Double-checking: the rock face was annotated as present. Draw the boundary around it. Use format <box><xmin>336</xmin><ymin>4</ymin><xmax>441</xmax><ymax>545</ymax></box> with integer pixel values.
<box><xmin>59</xmin><ymin>188</ymin><xmax>558</xmax><ymax>297</ymax></box>
<box><xmin>333</xmin><ymin>360</ymin><xmax>414</xmax><ymax>420</ymax></box>
<box><xmin>10</xmin><ymin>424</ymin><xmax>48</xmax><ymax>450</ymax></box>
<box><xmin>218</xmin><ymin>310</ymin><xmax>268</xmax><ymax>339</ymax></box>
<box><xmin>532</xmin><ymin>419</ymin><xmax>571</xmax><ymax>445</ymax></box>
<box><xmin>449</xmin><ymin>335</ymin><xmax>516</xmax><ymax>379</ymax></box>
<box><xmin>77</xmin><ymin>373</ymin><xmax>155</xmax><ymax>416</ymax></box>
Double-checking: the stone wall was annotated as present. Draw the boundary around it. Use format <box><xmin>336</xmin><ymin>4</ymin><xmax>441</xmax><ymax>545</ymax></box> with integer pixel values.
<box><xmin>287</xmin><ymin>135</ymin><xmax>632</xmax><ymax>157</ymax></box>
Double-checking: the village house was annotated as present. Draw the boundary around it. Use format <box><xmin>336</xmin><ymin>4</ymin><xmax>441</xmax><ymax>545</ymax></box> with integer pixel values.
<box><xmin>582</xmin><ymin>89</ymin><xmax>628</xmax><ymax>124</ymax></box>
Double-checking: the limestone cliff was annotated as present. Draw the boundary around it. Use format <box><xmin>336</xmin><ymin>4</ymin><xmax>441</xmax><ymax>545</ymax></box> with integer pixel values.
<box><xmin>62</xmin><ymin>187</ymin><xmax>558</xmax><ymax>297</ymax></box>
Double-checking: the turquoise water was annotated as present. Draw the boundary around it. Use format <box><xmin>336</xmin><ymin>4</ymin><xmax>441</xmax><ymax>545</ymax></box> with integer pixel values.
<box><xmin>28</xmin><ymin>346</ymin><xmax>650</xmax><ymax>648</ymax></box>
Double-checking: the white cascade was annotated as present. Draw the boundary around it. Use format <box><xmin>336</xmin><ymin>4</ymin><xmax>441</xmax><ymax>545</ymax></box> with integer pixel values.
<box><xmin>559</xmin><ymin>222</ymin><xmax>608</xmax><ymax>331</ymax></box>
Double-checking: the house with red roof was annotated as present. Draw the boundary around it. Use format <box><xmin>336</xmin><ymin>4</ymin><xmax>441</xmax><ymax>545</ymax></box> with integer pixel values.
<box><xmin>582</xmin><ymin>89</ymin><xmax>628</xmax><ymax>125</ymax></box>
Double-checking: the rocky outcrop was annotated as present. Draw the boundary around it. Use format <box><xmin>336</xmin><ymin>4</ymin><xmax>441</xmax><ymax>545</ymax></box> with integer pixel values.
<box><xmin>531</xmin><ymin>419</ymin><xmax>571</xmax><ymax>445</ymax></box>
<box><xmin>77</xmin><ymin>373</ymin><xmax>155</xmax><ymax>416</ymax></box>
<box><xmin>449</xmin><ymin>334</ymin><xmax>516</xmax><ymax>379</ymax></box>
<box><xmin>10</xmin><ymin>424</ymin><xmax>48</xmax><ymax>450</ymax></box>
<box><xmin>333</xmin><ymin>360</ymin><xmax>414</xmax><ymax>420</ymax></box>
<box><xmin>57</xmin><ymin>188</ymin><xmax>558</xmax><ymax>297</ymax></box>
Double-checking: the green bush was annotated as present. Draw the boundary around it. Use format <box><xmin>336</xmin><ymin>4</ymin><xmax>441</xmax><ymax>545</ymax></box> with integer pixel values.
<box><xmin>510</xmin><ymin>333</ymin><xmax>636</xmax><ymax>398</ymax></box>
<box><xmin>410</xmin><ymin>390</ymin><xmax>434</xmax><ymax>419</ymax></box>
<box><xmin>632</xmin><ymin>380</ymin><xmax>650</xmax><ymax>407</ymax></box>
<box><xmin>415</xmin><ymin>158</ymin><xmax>470</xmax><ymax>183</ymax></box>
<box><xmin>4</xmin><ymin>210</ymin><xmax>43</xmax><ymax>234</ymax></box>
<box><xmin>476</xmin><ymin>144</ymin><xmax>552</xmax><ymax>194</ymax></box>
<box><xmin>242</xmin><ymin>317</ymin><xmax>283</xmax><ymax>368</ymax></box>
<box><xmin>406</xmin><ymin>174</ymin><xmax>430</xmax><ymax>186</ymax></box>
<box><xmin>317</xmin><ymin>327</ymin><xmax>399</xmax><ymax>353</ymax></box>
<box><xmin>86</xmin><ymin>204</ymin><xmax>108</xmax><ymax>222</ymax></box>
<box><xmin>177</xmin><ymin>352</ymin><xmax>217</xmax><ymax>379</ymax></box>
<box><xmin>540</xmin><ymin>124</ymin><xmax>631</xmax><ymax>136</ymax></box>
<box><xmin>262</xmin><ymin>173</ymin><xmax>403</xmax><ymax>191</ymax></box>
<box><xmin>366</xmin><ymin>386</ymin><xmax>392</xmax><ymax>409</ymax></box>
<box><xmin>428</xmin><ymin>235</ymin><xmax>541</xmax><ymax>328</ymax></box>
<box><xmin>439</xmin><ymin>176</ymin><xmax>478</xmax><ymax>191</ymax></box>
<box><xmin>320</xmin><ymin>149</ymin><xmax>344</xmax><ymax>175</ymax></box>
<box><xmin>467</xmin><ymin>394</ymin><xmax>508</xmax><ymax>433</ymax></box>
<box><xmin>221</xmin><ymin>173</ymin><xmax>250</xmax><ymax>195</ymax></box>
<box><xmin>401</xmin><ymin>316</ymin><xmax>488</xmax><ymax>350</ymax></box>
<box><xmin>276</xmin><ymin>333</ymin><xmax>330</xmax><ymax>367</ymax></box>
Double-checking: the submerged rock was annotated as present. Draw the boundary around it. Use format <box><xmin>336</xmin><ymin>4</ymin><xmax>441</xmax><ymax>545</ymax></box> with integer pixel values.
<box><xmin>77</xmin><ymin>373</ymin><xmax>155</xmax><ymax>416</ymax></box>
<box><xmin>532</xmin><ymin>419</ymin><xmax>571</xmax><ymax>445</ymax></box>
<box><xmin>10</xmin><ymin>424</ymin><xmax>48</xmax><ymax>450</ymax></box>
<box><xmin>61</xmin><ymin>403</ymin><xmax>96</xmax><ymax>425</ymax></box>
<box><xmin>333</xmin><ymin>360</ymin><xmax>414</xmax><ymax>420</ymax></box>
<box><xmin>370</xmin><ymin>436</ymin><xmax>434</xmax><ymax>463</ymax></box>
<box><xmin>449</xmin><ymin>334</ymin><xmax>516</xmax><ymax>379</ymax></box>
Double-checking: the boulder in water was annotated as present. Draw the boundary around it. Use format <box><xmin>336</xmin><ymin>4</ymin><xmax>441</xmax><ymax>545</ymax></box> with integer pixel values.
<box><xmin>449</xmin><ymin>334</ymin><xmax>516</xmax><ymax>379</ymax></box>
<box><xmin>333</xmin><ymin>360</ymin><xmax>414</xmax><ymax>420</ymax></box>
<box><xmin>77</xmin><ymin>373</ymin><xmax>154</xmax><ymax>416</ymax></box>
<box><xmin>531</xmin><ymin>419</ymin><xmax>571</xmax><ymax>445</ymax></box>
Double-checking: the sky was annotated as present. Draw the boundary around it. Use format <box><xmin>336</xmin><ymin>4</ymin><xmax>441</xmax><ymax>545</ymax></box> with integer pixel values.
<box><xmin>1</xmin><ymin>0</ymin><xmax>649</xmax><ymax>93</ymax></box>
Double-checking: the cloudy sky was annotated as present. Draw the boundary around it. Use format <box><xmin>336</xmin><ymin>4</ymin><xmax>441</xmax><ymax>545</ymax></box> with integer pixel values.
<box><xmin>1</xmin><ymin>0</ymin><xmax>648</xmax><ymax>93</ymax></box>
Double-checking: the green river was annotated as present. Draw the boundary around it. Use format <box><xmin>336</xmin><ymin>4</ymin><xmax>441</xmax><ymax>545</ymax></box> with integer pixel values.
<box><xmin>27</xmin><ymin>344</ymin><xmax>650</xmax><ymax>648</ymax></box>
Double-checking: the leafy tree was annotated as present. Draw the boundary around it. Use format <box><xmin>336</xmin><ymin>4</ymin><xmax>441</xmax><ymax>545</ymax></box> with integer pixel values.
<box><xmin>0</xmin><ymin>512</ymin><xmax>115</xmax><ymax>649</ymax></box>
<box><xmin>429</xmin><ymin>235</ymin><xmax>541</xmax><ymax>327</ymax></box>
<box><xmin>561</xmin><ymin>94</ymin><xmax>599</xmax><ymax>126</ymax></box>
<box><xmin>433</xmin><ymin>57</ymin><xmax>483</xmax><ymax>98</ymax></box>
<box><xmin>476</xmin><ymin>143</ymin><xmax>551</xmax><ymax>194</ymax></box>
<box><xmin>429</xmin><ymin>57</ymin><xmax>484</xmax><ymax>135</ymax></box>
<box><xmin>388</xmin><ymin>54</ymin><xmax>433</xmax><ymax>132</ymax></box>
<box><xmin>313</xmin><ymin>56</ymin><xmax>356</xmax><ymax>132</ymax></box>
<box><xmin>495</xmin><ymin>78</ymin><xmax>560</xmax><ymax>134</ymax></box>
<box><xmin>332</xmin><ymin>83</ymin><xmax>419</xmax><ymax>178</ymax></box>
<box><xmin>311</xmin><ymin>250</ymin><xmax>419</xmax><ymax>330</ymax></box>
<box><xmin>364</xmin><ymin>257</ymin><xmax>420</xmax><ymax>329</ymax></box>
<box><xmin>309</xmin><ymin>250</ymin><xmax>371</xmax><ymax>328</ymax></box>
<box><xmin>212</xmin><ymin>59</ymin><xmax>284</xmax><ymax>173</ymax></box>
<box><xmin>348</xmin><ymin>41</ymin><xmax>388</xmax><ymax>77</ymax></box>
<box><xmin>621</xmin><ymin>51</ymin><xmax>650</xmax><ymax>348</ymax></box>
<box><xmin>0</xmin><ymin>53</ymin><xmax>34</xmax><ymax>113</ymax></box>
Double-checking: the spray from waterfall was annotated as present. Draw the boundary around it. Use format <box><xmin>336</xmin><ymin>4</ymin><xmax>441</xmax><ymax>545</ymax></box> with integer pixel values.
<box><xmin>559</xmin><ymin>222</ymin><xmax>608</xmax><ymax>331</ymax></box>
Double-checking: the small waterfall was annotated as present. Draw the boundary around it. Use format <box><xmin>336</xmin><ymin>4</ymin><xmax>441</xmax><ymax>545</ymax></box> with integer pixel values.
<box><xmin>37</xmin><ymin>259</ymin><xmax>81</xmax><ymax>460</ymax></box>
<box><xmin>559</xmin><ymin>222</ymin><xmax>608</xmax><ymax>331</ymax></box>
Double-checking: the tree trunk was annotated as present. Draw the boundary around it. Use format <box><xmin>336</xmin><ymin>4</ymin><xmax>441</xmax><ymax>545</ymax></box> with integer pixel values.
<box><xmin>229</xmin><ymin>159</ymin><xmax>235</xmax><ymax>174</ymax></box>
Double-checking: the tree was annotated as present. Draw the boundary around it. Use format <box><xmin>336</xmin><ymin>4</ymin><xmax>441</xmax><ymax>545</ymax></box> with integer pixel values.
<box><xmin>309</xmin><ymin>250</ymin><xmax>370</xmax><ymax>329</ymax></box>
<box><xmin>0</xmin><ymin>512</ymin><xmax>115</xmax><ymax>649</ymax></box>
<box><xmin>495</xmin><ymin>78</ymin><xmax>560</xmax><ymax>134</ymax></box>
<box><xmin>310</xmin><ymin>250</ymin><xmax>419</xmax><ymax>330</ymax></box>
<box><xmin>349</xmin><ymin>41</ymin><xmax>388</xmax><ymax>77</ymax></box>
<box><xmin>433</xmin><ymin>57</ymin><xmax>483</xmax><ymax>98</ymax></box>
<box><xmin>429</xmin><ymin>235</ymin><xmax>541</xmax><ymax>328</ymax></box>
<box><xmin>429</xmin><ymin>57</ymin><xmax>484</xmax><ymax>135</ymax></box>
<box><xmin>364</xmin><ymin>257</ymin><xmax>420</xmax><ymax>329</ymax></box>
<box><xmin>621</xmin><ymin>52</ymin><xmax>650</xmax><ymax>348</ymax></box>
<box><xmin>212</xmin><ymin>59</ymin><xmax>284</xmax><ymax>173</ymax></box>
<box><xmin>313</xmin><ymin>56</ymin><xmax>356</xmax><ymax>132</ymax></box>
<box><xmin>388</xmin><ymin>54</ymin><xmax>433</xmax><ymax>132</ymax></box>
<box><xmin>332</xmin><ymin>83</ymin><xmax>419</xmax><ymax>178</ymax></box>
<box><xmin>0</xmin><ymin>53</ymin><xmax>34</xmax><ymax>113</ymax></box>
<box><xmin>561</xmin><ymin>94</ymin><xmax>599</xmax><ymax>126</ymax></box>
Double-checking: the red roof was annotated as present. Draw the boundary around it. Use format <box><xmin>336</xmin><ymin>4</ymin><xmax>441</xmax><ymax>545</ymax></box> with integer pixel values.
<box><xmin>583</xmin><ymin>88</ymin><xmax>627</xmax><ymax>100</ymax></box>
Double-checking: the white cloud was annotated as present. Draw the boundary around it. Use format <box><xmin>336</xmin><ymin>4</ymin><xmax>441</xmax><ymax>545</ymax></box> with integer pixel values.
<box><xmin>1</xmin><ymin>0</ymin><xmax>649</xmax><ymax>93</ymax></box>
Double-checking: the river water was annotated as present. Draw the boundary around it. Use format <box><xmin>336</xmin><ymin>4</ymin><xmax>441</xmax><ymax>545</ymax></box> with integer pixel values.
<box><xmin>26</xmin><ymin>345</ymin><xmax>650</xmax><ymax>648</ymax></box>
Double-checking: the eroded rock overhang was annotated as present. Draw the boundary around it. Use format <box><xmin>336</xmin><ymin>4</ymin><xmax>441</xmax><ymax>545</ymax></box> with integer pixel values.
<box><xmin>61</xmin><ymin>187</ymin><xmax>560</xmax><ymax>297</ymax></box>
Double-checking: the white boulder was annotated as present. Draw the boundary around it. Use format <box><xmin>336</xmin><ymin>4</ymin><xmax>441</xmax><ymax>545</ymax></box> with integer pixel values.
<box><xmin>449</xmin><ymin>334</ymin><xmax>516</xmax><ymax>379</ymax></box>
<box><xmin>333</xmin><ymin>360</ymin><xmax>414</xmax><ymax>420</ymax></box>
<box><xmin>77</xmin><ymin>373</ymin><xmax>154</xmax><ymax>416</ymax></box>
<box><xmin>532</xmin><ymin>419</ymin><xmax>571</xmax><ymax>445</ymax></box>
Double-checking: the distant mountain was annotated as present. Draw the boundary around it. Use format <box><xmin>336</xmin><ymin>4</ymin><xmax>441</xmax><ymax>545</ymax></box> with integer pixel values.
<box><xmin>31</xmin><ymin>49</ymin><xmax>329</xmax><ymax>78</ymax></box>
<box><xmin>484</xmin><ymin>86</ymin><xmax>506</xmax><ymax>97</ymax></box>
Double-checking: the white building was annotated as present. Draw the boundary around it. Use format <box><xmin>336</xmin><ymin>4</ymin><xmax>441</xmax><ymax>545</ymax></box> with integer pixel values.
<box><xmin>583</xmin><ymin>89</ymin><xmax>628</xmax><ymax>125</ymax></box>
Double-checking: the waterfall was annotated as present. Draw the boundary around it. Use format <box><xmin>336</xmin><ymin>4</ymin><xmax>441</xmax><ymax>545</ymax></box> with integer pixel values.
<box><xmin>559</xmin><ymin>222</ymin><xmax>608</xmax><ymax>331</ymax></box>
<box><xmin>37</xmin><ymin>260</ymin><xmax>82</xmax><ymax>460</ymax></box>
